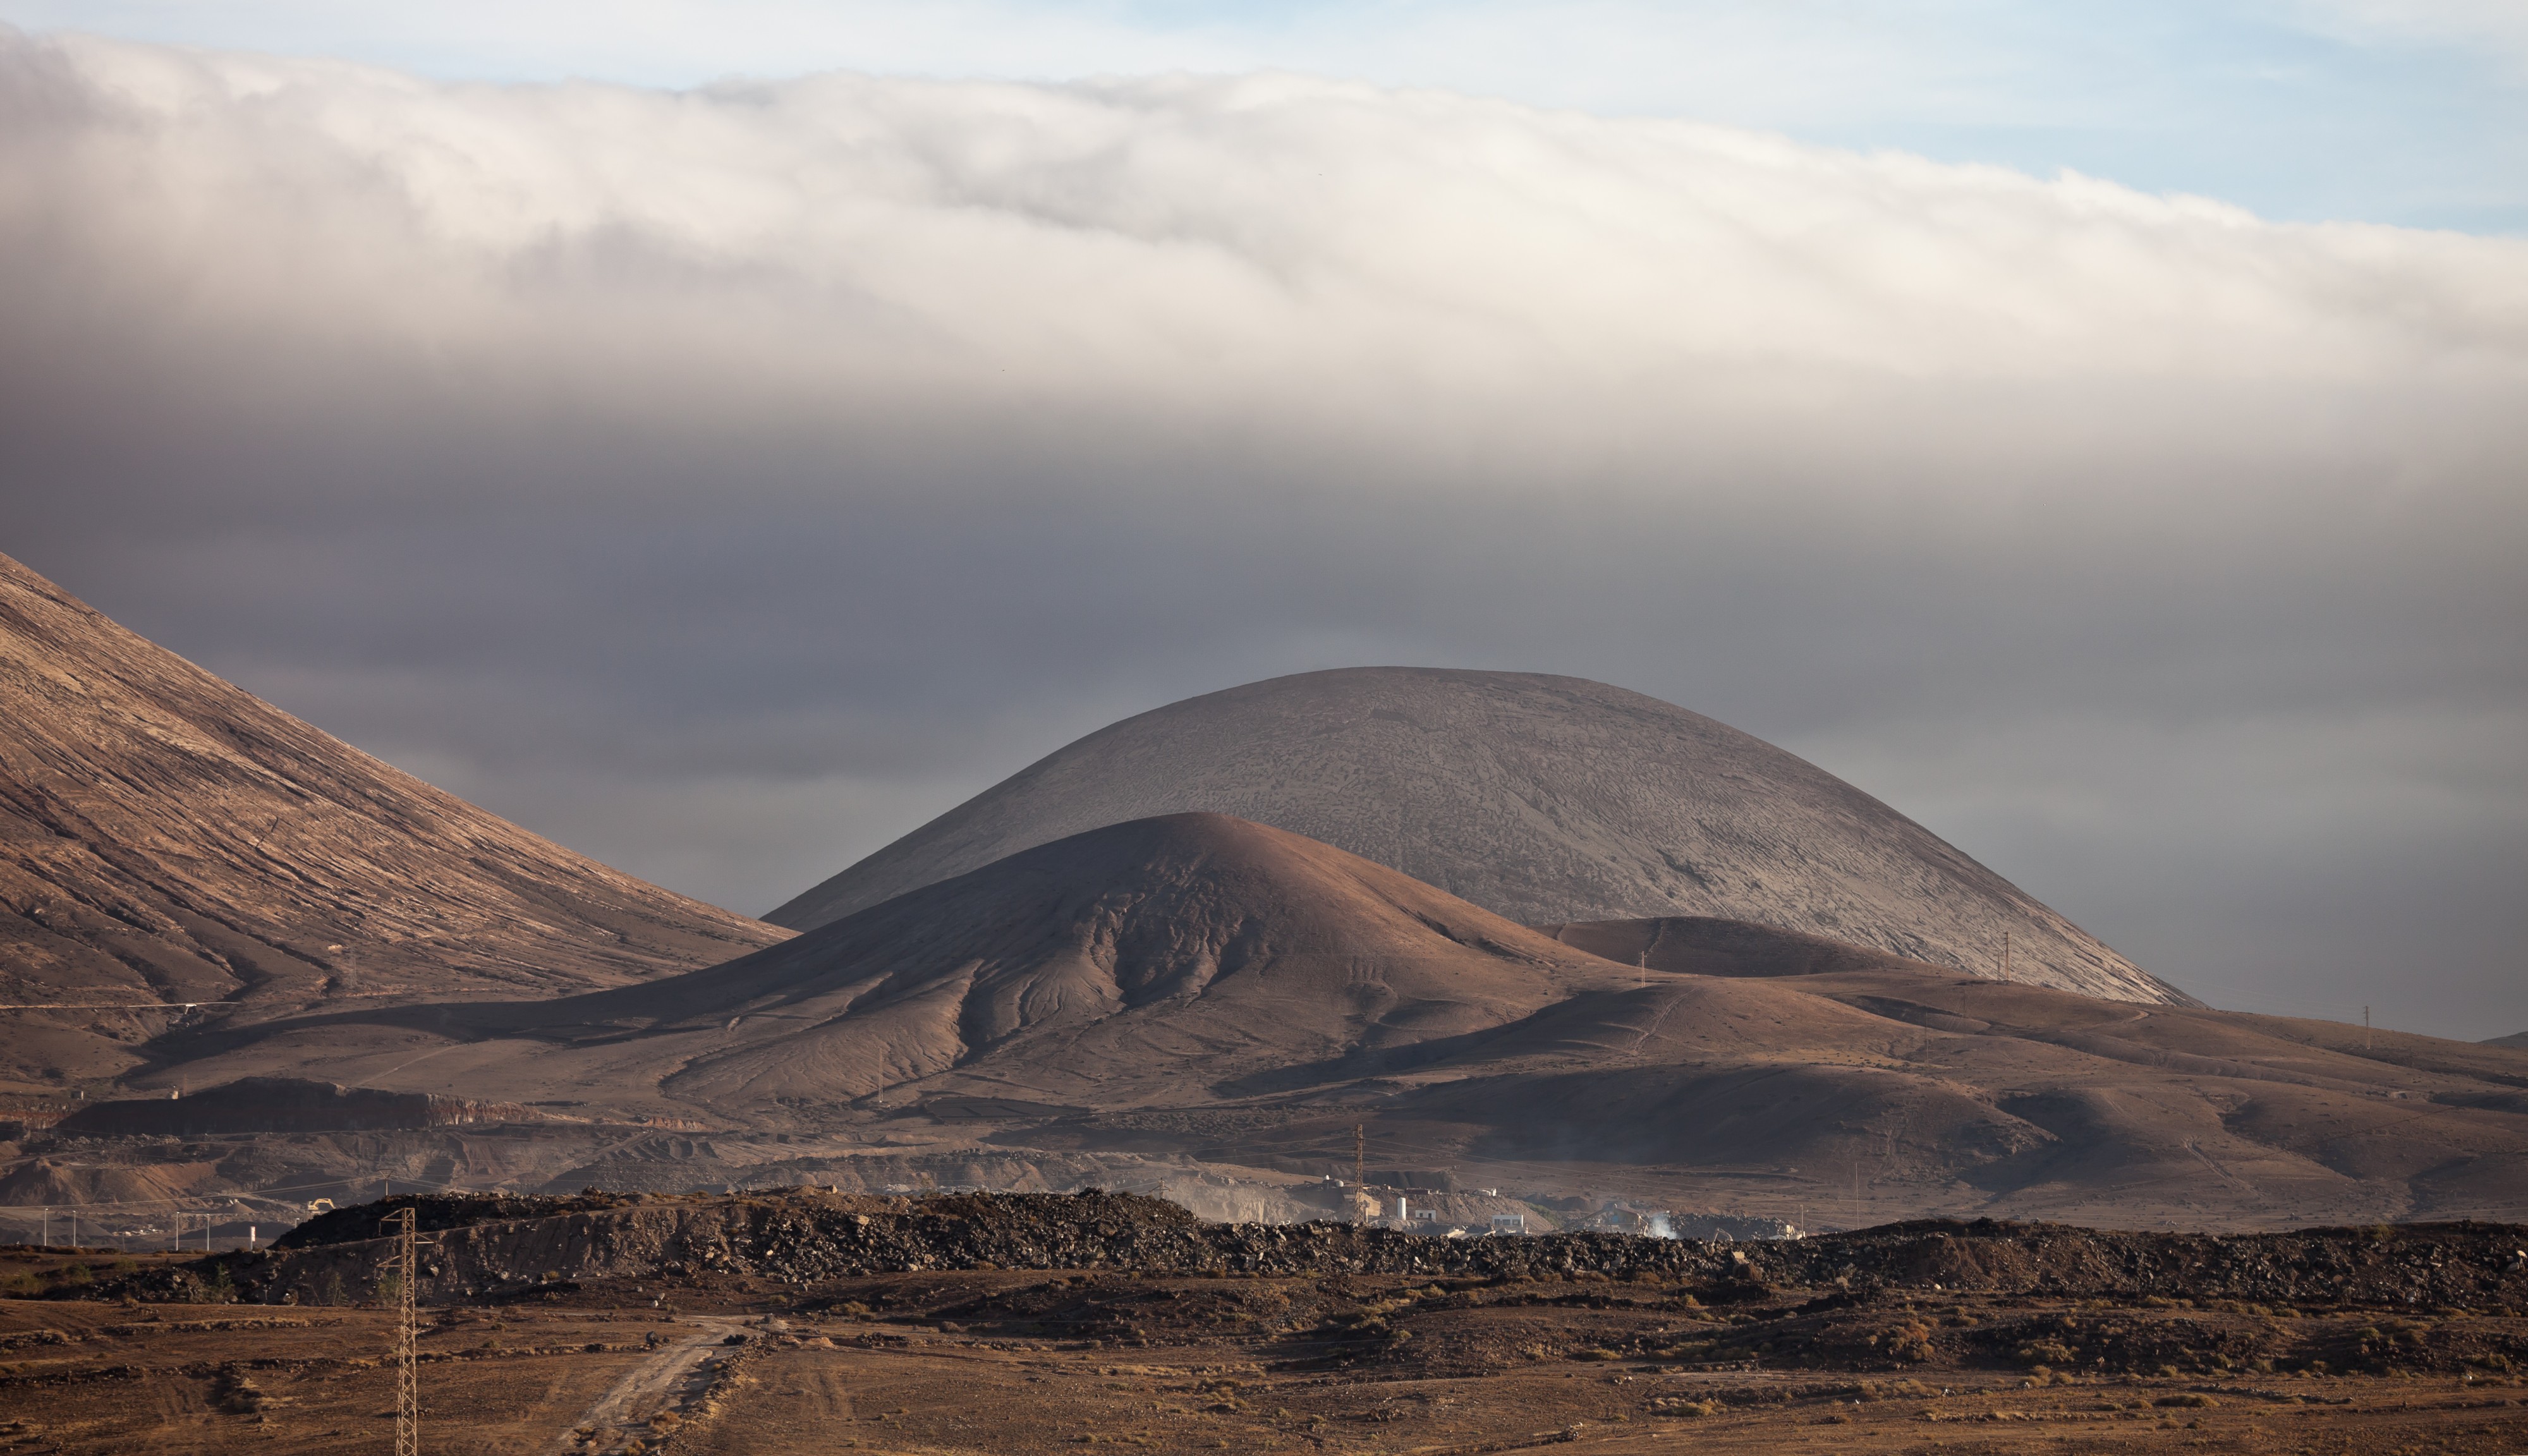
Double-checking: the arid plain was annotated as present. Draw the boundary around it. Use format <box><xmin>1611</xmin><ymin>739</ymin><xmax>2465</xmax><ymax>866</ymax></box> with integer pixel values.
<box><xmin>6</xmin><ymin>1191</ymin><xmax>2528</xmax><ymax>1455</ymax></box>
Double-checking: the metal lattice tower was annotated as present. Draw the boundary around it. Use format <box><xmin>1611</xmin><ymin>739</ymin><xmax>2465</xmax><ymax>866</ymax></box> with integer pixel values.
<box><xmin>382</xmin><ymin>1206</ymin><xmax>421</xmax><ymax>1456</ymax></box>
<box><xmin>1352</xmin><ymin>1124</ymin><xmax>1368</xmax><ymax>1225</ymax></box>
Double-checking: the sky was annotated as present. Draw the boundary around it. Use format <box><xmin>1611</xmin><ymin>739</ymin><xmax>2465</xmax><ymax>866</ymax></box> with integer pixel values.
<box><xmin>6</xmin><ymin>0</ymin><xmax>2524</xmax><ymax>231</ymax></box>
<box><xmin>0</xmin><ymin>6</ymin><xmax>2522</xmax><ymax>1040</ymax></box>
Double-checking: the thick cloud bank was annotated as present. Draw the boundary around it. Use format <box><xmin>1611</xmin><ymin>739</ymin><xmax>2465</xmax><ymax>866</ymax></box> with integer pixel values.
<box><xmin>3</xmin><ymin>30</ymin><xmax>2522</xmax><ymax>1035</ymax></box>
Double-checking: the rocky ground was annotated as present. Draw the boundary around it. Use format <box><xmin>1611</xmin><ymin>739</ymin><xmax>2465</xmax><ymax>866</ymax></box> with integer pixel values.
<box><xmin>1</xmin><ymin>1194</ymin><xmax>2524</xmax><ymax>1453</ymax></box>
<box><xmin>191</xmin><ymin>1187</ymin><xmax>2528</xmax><ymax>1313</ymax></box>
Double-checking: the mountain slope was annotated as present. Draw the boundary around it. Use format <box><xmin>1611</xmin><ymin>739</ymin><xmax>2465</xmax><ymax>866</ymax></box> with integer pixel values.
<box><xmin>652</xmin><ymin>812</ymin><xmax>1641</xmax><ymax>1110</ymax></box>
<box><xmin>770</xmin><ymin>668</ymin><xmax>2177</xmax><ymax>1003</ymax></box>
<box><xmin>157</xmin><ymin>814</ymin><xmax>2528</xmax><ymax>1227</ymax></box>
<box><xmin>164</xmin><ymin>813</ymin><xmax>1650</xmax><ymax>1112</ymax></box>
<box><xmin>0</xmin><ymin>550</ymin><xmax>788</xmax><ymax>1084</ymax></box>
<box><xmin>1534</xmin><ymin>915</ymin><xmax>1948</xmax><ymax>980</ymax></box>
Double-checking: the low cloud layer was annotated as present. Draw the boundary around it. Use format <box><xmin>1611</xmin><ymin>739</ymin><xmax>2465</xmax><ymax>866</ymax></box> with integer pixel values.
<box><xmin>3</xmin><ymin>30</ymin><xmax>2522</xmax><ymax>1037</ymax></box>
<box><xmin>8</xmin><ymin>1</ymin><xmax>2521</xmax><ymax>231</ymax></box>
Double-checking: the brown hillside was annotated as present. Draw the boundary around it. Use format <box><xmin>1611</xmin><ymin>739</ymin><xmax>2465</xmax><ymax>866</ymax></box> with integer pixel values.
<box><xmin>1267</xmin><ymin>962</ymin><xmax>2528</xmax><ymax>1227</ymax></box>
<box><xmin>1534</xmin><ymin>914</ymin><xmax>1943</xmax><ymax>978</ymax></box>
<box><xmin>138</xmin><ymin>816</ymin><xmax>2528</xmax><ymax>1228</ymax></box>
<box><xmin>0</xmin><ymin>550</ymin><xmax>787</xmax><ymax>1088</ymax></box>
<box><xmin>152</xmin><ymin>813</ymin><xmax>1646</xmax><ymax>1112</ymax></box>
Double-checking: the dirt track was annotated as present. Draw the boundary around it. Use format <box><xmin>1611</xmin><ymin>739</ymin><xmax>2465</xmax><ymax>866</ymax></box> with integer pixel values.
<box><xmin>548</xmin><ymin>1316</ymin><xmax>743</xmax><ymax>1455</ymax></box>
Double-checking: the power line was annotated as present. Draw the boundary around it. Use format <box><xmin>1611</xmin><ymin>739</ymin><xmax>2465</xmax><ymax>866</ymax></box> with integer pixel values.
<box><xmin>0</xmin><ymin>988</ymin><xmax>432</xmax><ymax>1011</ymax></box>
<box><xmin>1</xmin><ymin>1172</ymin><xmax>477</xmax><ymax>1216</ymax></box>
<box><xmin>0</xmin><ymin>1002</ymin><xmax>209</xmax><ymax>1011</ymax></box>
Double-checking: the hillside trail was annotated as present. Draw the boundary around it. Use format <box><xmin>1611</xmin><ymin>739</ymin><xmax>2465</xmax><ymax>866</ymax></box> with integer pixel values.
<box><xmin>545</xmin><ymin>1314</ymin><xmax>746</xmax><ymax>1455</ymax></box>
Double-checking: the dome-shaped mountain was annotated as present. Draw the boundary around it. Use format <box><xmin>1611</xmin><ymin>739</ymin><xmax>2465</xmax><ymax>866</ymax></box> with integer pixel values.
<box><xmin>770</xmin><ymin>668</ymin><xmax>2180</xmax><ymax>1004</ymax></box>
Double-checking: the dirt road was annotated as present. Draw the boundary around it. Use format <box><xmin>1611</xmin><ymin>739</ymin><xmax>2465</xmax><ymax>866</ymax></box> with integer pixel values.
<box><xmin>549</xmin><ymin>1316</ymin><xmax>745</xmax><ymax>1454</ymax></box>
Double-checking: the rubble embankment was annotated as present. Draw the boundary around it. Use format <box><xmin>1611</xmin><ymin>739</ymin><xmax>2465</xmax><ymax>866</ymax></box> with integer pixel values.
<box><xmin>92</xmin><ymin>1190</ymin><xmax>2528</xmax><ymax>1310</ymax></box>
<box><xmin>52</xmin><ymin>1077</ymin><xmax>544</xmax><ymax>1139</ymax></box>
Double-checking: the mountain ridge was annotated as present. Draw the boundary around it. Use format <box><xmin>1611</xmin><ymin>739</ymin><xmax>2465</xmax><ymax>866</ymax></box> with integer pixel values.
<box><xmin>0</xmin><ymin>550</ymin><xmax>789</xmax><ymax>1087</ymax></box>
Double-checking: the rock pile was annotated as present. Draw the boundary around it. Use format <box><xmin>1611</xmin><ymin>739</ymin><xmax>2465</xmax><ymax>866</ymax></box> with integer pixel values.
<box><xmin>1799</xmin><ymin>1220</ymin><xmax>2528</xmax><ymax>1307</ymax></box>
<box><xmin>272</xmin><ymin>1189</ymin><xmax>647</xmax><ymax>1249</ymax></box>
<box><xmin>100</xmin><ymin>1191</ymin><xmax>2528</xmax><ymax>1311</ymax></box>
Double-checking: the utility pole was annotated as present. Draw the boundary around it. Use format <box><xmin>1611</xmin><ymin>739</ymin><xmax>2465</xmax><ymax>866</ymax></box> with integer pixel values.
<box><xmin>2002</xmin><ymin>930</ymin><xmax>2011</xmax><ymax>981</ymax></box>
<box><xmin>2364</xmin><ymin>1006</ymin><xmax>2371</xmax><ymax>1050</ymax></box>
<box><xmin>381</xmin><ymin>1206</ymin><xmax>430</xmax><ymax>1456</ymax></box>
<box><xmin>1352</xmin><ymin>1124</ymin><xmax>1366</xmax><ymax>1195</ymax></box>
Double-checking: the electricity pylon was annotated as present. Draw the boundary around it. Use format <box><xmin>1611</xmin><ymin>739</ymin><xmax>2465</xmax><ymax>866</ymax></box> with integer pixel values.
<box><xmin>380</xmin><ymin>1206</ymin><xmax>434</xmax><ymax>1456</ymax></box>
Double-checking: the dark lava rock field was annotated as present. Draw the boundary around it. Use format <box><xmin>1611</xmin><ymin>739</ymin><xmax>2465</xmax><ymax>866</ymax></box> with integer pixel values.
<box><xmin>116</xmin><ymin>1189</ymin><xmax>2528</xmax><ymax>1315</ymax></box>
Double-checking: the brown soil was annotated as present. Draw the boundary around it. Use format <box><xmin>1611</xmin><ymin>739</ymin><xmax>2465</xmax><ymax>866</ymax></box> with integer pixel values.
<box><xmin>6</xmin><ymin>1217</ymin><xmax>2525</xmax><ymax>1456</ymax></box>
<box><xmin>0</xmin><ymin>1259</ymin><xmax>671</xmax><ymax>1454</ymax></box>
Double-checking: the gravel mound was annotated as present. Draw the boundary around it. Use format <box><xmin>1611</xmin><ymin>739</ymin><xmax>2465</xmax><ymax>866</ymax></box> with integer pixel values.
<box><xmin>272</xmin><ymin>1190</ymin><xmax>655</xmax><ymax>1248</ymax></box>
<box><xmin>209</xmin><ymin>1192</ymin><xmax>2528</xmax><ymax>1311</ymax></box>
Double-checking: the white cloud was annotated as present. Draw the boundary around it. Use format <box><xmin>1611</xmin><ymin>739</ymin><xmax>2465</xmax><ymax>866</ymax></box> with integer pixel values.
<box><xmin>15</xmin><ymin>31</ymin><xmax>2521</xmax><ymax>438</ymax></box>
<box><xmin>12</xmin><ymin>2</ymin><xmax>2524</xmax><ymax>234</ymax></box>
